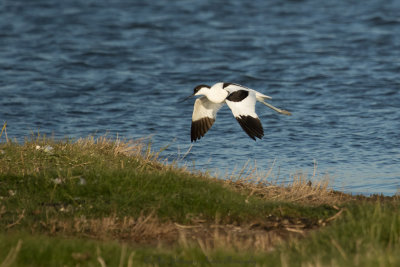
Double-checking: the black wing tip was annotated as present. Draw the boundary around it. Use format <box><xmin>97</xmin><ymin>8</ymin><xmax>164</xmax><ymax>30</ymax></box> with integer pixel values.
<box><xmin>190</xmin><ymin>117</ymin><xmax>215</xmax><ymax>142</ymax></box>
<box><xmin>191</xmin><ymin>134</ymin><xmax>201</xmax><ymax>142</ymax></box>
<box><xmin>236</xmin><ymin>115</ymin><xmax>264</xmax><ymax>140</ymax></box>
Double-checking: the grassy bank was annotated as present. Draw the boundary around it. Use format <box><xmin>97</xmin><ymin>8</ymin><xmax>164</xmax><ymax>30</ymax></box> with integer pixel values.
<box><xmin>0</xmin><ymin>134</ymin><xmax>399</xmax><ymax>266</ymax></box>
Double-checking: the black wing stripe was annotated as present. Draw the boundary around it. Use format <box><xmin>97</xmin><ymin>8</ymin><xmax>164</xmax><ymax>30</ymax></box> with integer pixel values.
<box><xmin>191</xmin><ymin>117</ymin><xmax>215</xmax><ymax>142</ymax></box>
<box><xmin>226</xmin><ymin>90</ymin><xmax>249</xmax><ymax>102</ymax></box>
<box><xmin>205</xmin><ymin>118</ymin><xmax>211</xmax><ymax>131</ymax></box>
<box><xmin>203</xmin><ymin>119</ymin><xmax>209</xmax><ymax>134</ymax></box>
<box><xmin>202</xmin><ymin>119</ymin><xmax>208</xmax><ymax>135</ymax></box>
<box><xmin>235</xmin><ymin>116</ymin><xmax>264</xmax><ymax>140</ymax></box>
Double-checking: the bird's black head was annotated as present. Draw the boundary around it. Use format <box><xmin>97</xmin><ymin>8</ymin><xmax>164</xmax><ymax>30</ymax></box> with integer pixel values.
<box><xmin>193</xmin><ymin>84</ymin><xmax>210</xmax><ymax>95</ymax></box>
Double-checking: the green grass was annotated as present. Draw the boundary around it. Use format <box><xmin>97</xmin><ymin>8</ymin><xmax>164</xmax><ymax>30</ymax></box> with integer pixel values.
<box><xmin>0</xmin><ymin>135</ymin><xmax>399</xmax><ymax>266</ymax></box>
<box><xmin>273</xmin><ymin>202</ymin><xmax>400</xmax><ymax>266</ymax></box>
<box><xmin>0</xmin><ymin>136</ymin><xmax>335</xmax><ymax>227</ymax></box>
<box><xmin>1</xmin><ymin>203</ymin><xmax>399</xmax><ymax>266</ymax></box>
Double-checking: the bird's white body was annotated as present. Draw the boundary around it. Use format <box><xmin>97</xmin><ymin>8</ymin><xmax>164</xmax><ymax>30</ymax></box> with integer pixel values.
<box><xmin>194</xmin><ymin>82</ymin><xmax>228</xmax><ymax>103</ymax></box>
<box><xmin>189</xmin><ymin>82</ymin><xmax>291</xmax><ymax>142</ymax></box>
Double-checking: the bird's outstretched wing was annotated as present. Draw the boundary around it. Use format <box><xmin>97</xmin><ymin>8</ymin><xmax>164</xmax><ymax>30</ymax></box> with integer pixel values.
<box><xmin>191</xmin><ymin>96</ymin><xmax>224</xmax><ymax>142</ymax></box>
<box><xmin>225</xmin><ymin>90</ymin><xmax>264</xmax><ymax>140</ymax></box>
<box><xmin>223</xmin><ymin>83</ymin><xmax>272</xmax><ymax>100</ymax></box>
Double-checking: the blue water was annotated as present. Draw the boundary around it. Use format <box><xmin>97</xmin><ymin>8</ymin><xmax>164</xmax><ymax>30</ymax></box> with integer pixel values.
<box><xmin>1</xmin><ymin>0</ymin><xmax>399</xmax><ymax>195</ymax></box>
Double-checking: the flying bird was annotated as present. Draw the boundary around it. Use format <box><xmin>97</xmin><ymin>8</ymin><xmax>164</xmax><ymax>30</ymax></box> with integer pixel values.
<box><xmin>182</xmin><ymin>82</ymin><xmax>292</xmax><ymax>142</ymax></box>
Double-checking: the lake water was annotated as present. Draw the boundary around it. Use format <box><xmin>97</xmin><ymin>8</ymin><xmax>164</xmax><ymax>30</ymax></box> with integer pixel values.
<box><xmin>1</xmin><ymin>0</ymin><xmax>399</xmax><ymax>195</ymax></box>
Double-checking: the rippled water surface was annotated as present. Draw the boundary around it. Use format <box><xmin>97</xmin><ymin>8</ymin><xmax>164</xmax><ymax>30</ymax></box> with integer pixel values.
<box><xmin>1</xmin><ymin>0</ymin><xmax>399</xmax><ymax>195</ymax></box>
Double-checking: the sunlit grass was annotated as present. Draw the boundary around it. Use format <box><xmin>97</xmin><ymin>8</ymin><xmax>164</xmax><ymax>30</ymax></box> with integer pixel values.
<box><xmin>0</xmin><ymin>134</ymin><xmax>337</xmax><ymax>227</ymax></box>
<box><xmin>0</xmin><ymin>123</ymin><xmax>399</xmax><ymax>266</ymax></box>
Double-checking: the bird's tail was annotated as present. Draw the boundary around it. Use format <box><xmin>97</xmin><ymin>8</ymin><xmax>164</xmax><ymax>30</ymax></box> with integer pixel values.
<box><xmin>255</xmin><ymin>92</ymin><xmax>272</xmax><ymax>101</ymax></box>
<box><xmin>259</xmin><ymin>100</ymin><xmax>292</xmax><ymax>116</ymax></box>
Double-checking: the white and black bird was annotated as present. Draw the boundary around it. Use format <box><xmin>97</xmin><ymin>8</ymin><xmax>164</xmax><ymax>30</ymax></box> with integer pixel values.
<box><xmin>183</xmin><ymin>82</ymin><xmax>292</xmax><ymax>142</ymax></box>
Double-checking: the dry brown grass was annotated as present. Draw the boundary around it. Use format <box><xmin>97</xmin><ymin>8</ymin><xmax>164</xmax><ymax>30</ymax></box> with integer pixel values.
<box><xmin>177</xmin><ymin>223</ymin><xmax>287</xmax><ymax>254</ymax></box>
<box><xmin>75</xmin><ymin>135</ymin><xmax>148</xmax><ymax>158</ymax></box>
<box><xmin>74</xmin><ymin>135</ymin><xmax>198</xmax><ymax>176</ymax></box>
<box><xmin>35</xmin><ymin>213</ymin><xmax>176</xmax><ymax>246</ymax></box>
<box><xmin>32</xmin><ymin>212</ymin><xmax>327</xmax><ymax>253</ymax></box>
<box><xmin>220</xmin><ymin>160</ymin><xmax>351</xmax><ymax>206</ymax></box>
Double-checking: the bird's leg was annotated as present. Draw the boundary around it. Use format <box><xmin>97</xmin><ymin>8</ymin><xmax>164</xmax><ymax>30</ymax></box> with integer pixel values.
<box><xmin>260</xmin><ymin>100</ymin><xmax>292</xmax><ymax>116</ymax></box>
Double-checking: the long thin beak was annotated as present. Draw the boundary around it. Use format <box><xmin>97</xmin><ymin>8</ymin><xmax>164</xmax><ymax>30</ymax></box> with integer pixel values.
<box><xmin>178</xmin><ymin>94</ymin><xmax>194</xmax><ymax>103</ymax></box>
